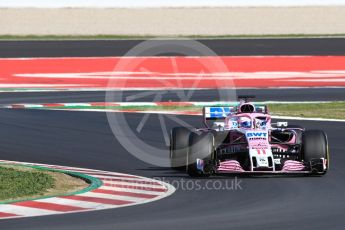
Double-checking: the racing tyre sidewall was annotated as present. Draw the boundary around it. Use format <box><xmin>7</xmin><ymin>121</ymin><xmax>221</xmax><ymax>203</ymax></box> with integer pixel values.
<box><xmin>302</xmin><ymin>130</ymin><xmax>329</xmax><ymax>174</ymax></box>
<box><xmin>186</xmin><ymin>132</ymin><xmax>214</xmax><ymax>177</ymax></box>
<box><xmin>170</xmin><ymin>127</ymin><xmax>191</xmax><ymax>169</ymax></box>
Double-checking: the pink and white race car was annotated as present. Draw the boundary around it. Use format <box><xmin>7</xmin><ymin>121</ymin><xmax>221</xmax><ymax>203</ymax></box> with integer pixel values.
<box><xmin>170</xmin><ymin>96</ymin><xmax>329</xmax><ymax>176</ymax></box>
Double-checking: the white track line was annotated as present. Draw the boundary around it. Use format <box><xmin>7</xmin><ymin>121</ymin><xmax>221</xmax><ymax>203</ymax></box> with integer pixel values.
<box><xmin>0</xmin><ymin>205</ymin><xmax>59</xmax><ymax>216</ymax></box>
<box><xmin>99</xmin><ymin>186</ymin><xmax>166</xmax><ymax>195</ymax></box>
<box><xmin>103</xmin><ymin>180</ymin><xmax>167</xmax><ymax>189</ymax></box>
<box><xmin>271</xmin><ymin>115</ymin><xmax>345</xmax><ymax>122</ymax></box>
<box><xmin>39</xmin><ymin>198</ymin><xmax>116</xmax><ymax>209</ymax></box>
<box><xmin>77</xmin><ymin>192</ymin><xmax>148</xmax><ymax>203</ymax></box>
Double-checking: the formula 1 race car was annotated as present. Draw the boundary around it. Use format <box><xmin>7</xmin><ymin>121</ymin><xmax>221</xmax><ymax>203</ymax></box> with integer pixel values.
<box><xmin>170</xmin><ymin>96</ymin><xmax>329</xmax><ymax>176</ymax></box>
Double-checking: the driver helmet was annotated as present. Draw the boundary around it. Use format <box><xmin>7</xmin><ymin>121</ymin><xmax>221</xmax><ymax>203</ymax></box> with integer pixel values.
<box><xmin>239</xmin><ymin>117</ymin><xmax>252</xmax><ymax>128</ymax></box>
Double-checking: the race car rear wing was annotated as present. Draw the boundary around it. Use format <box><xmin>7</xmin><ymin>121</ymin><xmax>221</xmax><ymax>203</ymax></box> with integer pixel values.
<box><xmin>203</xmin><ymin>105</ymin><xmax>268</xmax><ymax>127</ymax></box>
<box><xmin>203</xmin><ymin>106</ymin><xmax>235</xmax><ymax>127</ymax></box>
<box><xmin>203</xmin><ymin>105</ymin><xmax>267</xmax><ymax>119</ymax></box>
<box><xmin>202</xmin><ymin>106</ymin><xmax>233</xmax><ymax>126</ymax></box>
<box><xmin>203</xmin><ymin>106</ymin><xmax>235</xmax><ymax>120</ymax></box>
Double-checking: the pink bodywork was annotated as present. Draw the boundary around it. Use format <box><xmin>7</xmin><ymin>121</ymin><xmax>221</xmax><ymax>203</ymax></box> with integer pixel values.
<box><xmin>218</xmin><ymin>160</ymin><xmax>245</xmax><ymax>172</ymax></box>
<box><xmin>218</xmin><ymin>160</ymin><xmax>305</xmax><ymax>172</ymax></box>
<box><xmin>210</xmin><ymin>102</ymin><xmax>305</xmax><ymax>173</ymax></box>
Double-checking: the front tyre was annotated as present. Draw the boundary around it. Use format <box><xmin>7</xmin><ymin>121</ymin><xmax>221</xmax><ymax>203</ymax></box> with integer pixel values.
<box><xmin>186</xmin><ymin>132</ymin><xmax>214</xmax><ymax>177</ymax></box>
<box><xmin>170</xmin><ymin>127</ymin><xmax>191</xmax><ymax>169</ymax></box>
<box><xmin>303</xmin><ymin>130</ymin><xmax>329</xmax><ymax>174</ymax></box>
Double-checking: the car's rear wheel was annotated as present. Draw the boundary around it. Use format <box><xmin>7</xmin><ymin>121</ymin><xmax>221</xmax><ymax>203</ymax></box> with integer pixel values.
<box><xmin>170</xmin><ymin>127</ymin><xmax>191</xmax><ymax>169</ymax></box>
<box><xmin>186</xmin><ymin>132</ymin><xmax>214</xmax><ymax>177</ymax></box>
<box><xmin>302</xmin><ymin>130</ymin><xmax>329</xmax><ymax>174</ymax></box>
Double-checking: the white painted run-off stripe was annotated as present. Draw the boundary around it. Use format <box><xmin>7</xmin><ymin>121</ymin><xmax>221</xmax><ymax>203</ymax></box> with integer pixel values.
<box><xmin>78</xmin><ymin>192</ymin><xmax>149</xmax><ymax>203</ymax></box>
<box><xmin>99</xmin><ymin>186</ymin><xmax>166</xmax><ymax>195</ymax></box>
<box><xmin>38</xmin><ymin>197</ymin><xmax>116</xmax><ymax>209</ymax></box>
<box><xmin>271</xmin><ymin>115</ymin><xmax>345</xmax><ymax>122</ymax></box>
<box><xmin>104</xmin><ymin>180</ymin><xmax>167</xmax><ymax>189</ymax></box>
<box><xmin>0</xmin><ymin>205</ymin><xmax>59</xmax><ymax>216</ymax></box>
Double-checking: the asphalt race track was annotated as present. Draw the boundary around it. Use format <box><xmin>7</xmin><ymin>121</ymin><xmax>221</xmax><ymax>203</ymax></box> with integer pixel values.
<box><xmin>0</xmin><ymin>110</ymin><xmax>344</xmax><ymax>230</ymax></box>
<box><xmin>0</xmin><ymin>39</ymin><xmax>344</xmax><ymax>230</ymax></box>
<box><xmin>1</xmin><ymin>38</ymin><xmax>345</xmax><ymax>57</ymax></box>
<box><xmin>0</xmin><ymin>88</ymin><xmax>345</xmax><ymax>105</ymax></box>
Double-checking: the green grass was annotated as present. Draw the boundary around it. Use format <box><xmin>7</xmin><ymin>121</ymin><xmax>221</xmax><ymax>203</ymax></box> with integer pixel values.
<box><xmin>0</xmin><ymin>166</ymin><xmax>54</xmax><ymax>202</ymax></box>
<box><xmin>0</xmin><ymin>165</ymin><xmax>89</xmax><ymax>203</ymax></box>
<box><xmin>268</xmin><ymin>102</ymin><xmax>345</xmax><ymax>119</ymax></box>
<box><xmin>1</xmin><ymin>34</ymin><xmax>345</xmax><ymax>40</ymax></box>
<box><xmin>45</xmin><ymin>102</ymin><xmax>345</xmax><ymax>120</ymax></box>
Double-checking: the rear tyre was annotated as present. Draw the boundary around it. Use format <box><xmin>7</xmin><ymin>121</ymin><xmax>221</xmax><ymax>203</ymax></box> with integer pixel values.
<box><xmin>186</xmin><ymin>132</ymin><xmax>214</xmax><ymax>177</ymax></box>
<box><xmin>302</xmin><ymin>130</ymin><xmax>329</xmax><ymax>174</ymax></box>
<box><xmin>170</xmin><ymin>127</ymin><xmax>191</xmax><ymax>169</ymax></box>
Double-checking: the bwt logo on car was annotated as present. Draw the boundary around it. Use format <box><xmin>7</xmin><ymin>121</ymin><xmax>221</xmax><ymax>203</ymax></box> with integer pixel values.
<box><xmin>246</xmin><ymin>132</ymin><xmax>268</xmax><ymax>138</ymax></box>
<box><xmin>209</xmin><ymin>107</ymin><xmax>231</xmax><ymax>118</ymax></box>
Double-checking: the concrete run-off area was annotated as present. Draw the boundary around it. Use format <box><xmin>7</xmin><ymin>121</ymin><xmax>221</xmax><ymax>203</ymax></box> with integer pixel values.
<box><xmin>1</xmin><ymin>6</ymin><xmax>345</xmax><ymax>36</ymax></box>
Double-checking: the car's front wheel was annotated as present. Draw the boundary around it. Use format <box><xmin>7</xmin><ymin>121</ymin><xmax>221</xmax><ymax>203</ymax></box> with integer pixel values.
<box><xmin>186</xmin><ymin>132</ymin><xmax>214</xmax><ymax>177</ymax></box>
<box><xmin>170</xmin><ymin>127</ymin><xmax>191</xmax><ymax>169</ymax></box>
<box><xmin>302</xmin><ymin>130</ymin><xmax>329</xmax><ymax>174</ymax></box>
